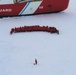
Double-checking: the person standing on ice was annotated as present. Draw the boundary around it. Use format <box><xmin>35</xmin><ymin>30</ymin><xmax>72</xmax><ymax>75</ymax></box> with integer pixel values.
<box><xmin>34</xmin><ymin>59</ymin><xmax>37</xmax><ymax>65</ymax></box>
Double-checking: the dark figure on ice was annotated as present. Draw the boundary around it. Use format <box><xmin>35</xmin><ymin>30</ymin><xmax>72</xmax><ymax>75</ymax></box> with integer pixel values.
<box><xmin>34</xmin><ymin>59</ymin><xmax>37</xmax><ymax>65</ymax></box>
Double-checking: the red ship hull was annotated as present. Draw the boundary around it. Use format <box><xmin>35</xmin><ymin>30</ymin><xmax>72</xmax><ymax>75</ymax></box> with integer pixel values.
<box><xmin>0</xmin><ymin>0</ymin><xmax>69</xmax><ymax>17</ymax></box>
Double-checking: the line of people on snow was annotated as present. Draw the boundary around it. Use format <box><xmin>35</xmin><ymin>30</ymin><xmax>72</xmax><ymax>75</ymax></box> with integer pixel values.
<box><xmin>10</xmin><ymin>25</ymin><xmax>59</xmax><ymax>34</ymax></box>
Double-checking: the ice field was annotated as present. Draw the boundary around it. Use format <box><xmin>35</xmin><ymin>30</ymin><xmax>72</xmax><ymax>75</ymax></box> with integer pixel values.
<box><xmin>0</xmin><ymin>0</ymin><xmax>76</xmax><ymax>75</ymax></box>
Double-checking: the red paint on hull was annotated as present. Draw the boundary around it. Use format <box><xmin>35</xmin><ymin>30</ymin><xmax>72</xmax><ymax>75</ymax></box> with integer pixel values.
<box><xmin>35</xmin><ymin>0</ymin><xmax>69</xmax><ymax>14</ymax></box>
<box><xmin>0</xmin><ymin>0</ymin><xmax>69</xmax><ymax>17</ymax></box>
<box><xmin>0</xmin><ymin>2</ymin><xmax>27</xmax><ymax>16</ymax></box>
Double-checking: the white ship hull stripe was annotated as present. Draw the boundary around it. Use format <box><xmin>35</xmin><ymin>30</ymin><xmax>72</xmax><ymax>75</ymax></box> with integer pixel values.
<box><xmin>20</xmin><ymin>1</ymin><xmax>42</xmax><ymax>15</ymax></box>
<box><xmin>19</xmin><ymin>2</ymin><xmax>30</xmax><ymax>15</ymax></box>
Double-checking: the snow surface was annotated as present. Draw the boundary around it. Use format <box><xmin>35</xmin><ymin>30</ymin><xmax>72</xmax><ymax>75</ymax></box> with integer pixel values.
<box><xmin>0</xmin><ymin>0</ymin><xmax>76</xmax><ymax>75</ymax></box>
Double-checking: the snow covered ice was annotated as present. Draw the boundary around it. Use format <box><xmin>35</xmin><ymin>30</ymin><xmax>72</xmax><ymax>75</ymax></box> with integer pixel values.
<box><xmin>0</xmin><ymin>0</ymin><xmax>76</xmax><ymax>75</ymax></box>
